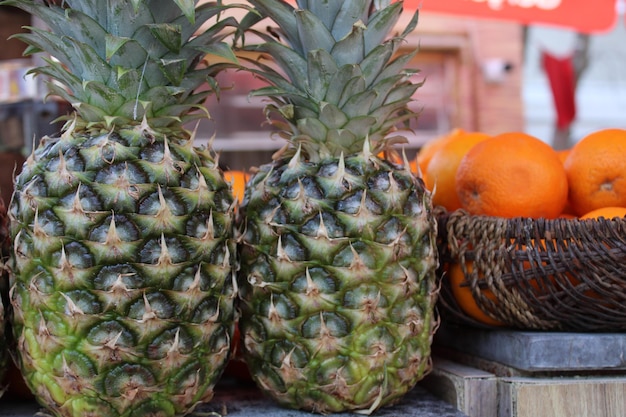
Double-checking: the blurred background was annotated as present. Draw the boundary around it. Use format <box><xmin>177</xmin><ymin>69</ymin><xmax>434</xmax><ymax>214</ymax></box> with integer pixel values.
<box><xmin>0</xmin><ymin>0</ymin><xmax>624</xmax><ymax>173</ymax></box>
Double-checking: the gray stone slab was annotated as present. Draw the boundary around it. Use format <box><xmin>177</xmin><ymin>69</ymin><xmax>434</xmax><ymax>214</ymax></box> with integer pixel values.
<box><xmin>435</xmin><ymin>324</ymin><xmax>626</xmax><ymax>372</ymax></box>
<box><xmin>0</xmin><ymin>380</ymin><xmax>468</xmax><ymax>417</ymax></box>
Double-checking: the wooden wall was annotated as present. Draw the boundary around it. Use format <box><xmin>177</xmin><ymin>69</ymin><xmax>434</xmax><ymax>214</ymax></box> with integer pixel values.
<box><xmin>410</xmin><ymin>12</ymin><xmax>526</xmax><ymax>135</ymax></box>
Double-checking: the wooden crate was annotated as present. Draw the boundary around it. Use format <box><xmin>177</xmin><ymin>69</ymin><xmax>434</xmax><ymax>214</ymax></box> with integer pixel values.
<box><xmin>421</xmin><ymin>356</ymin><xmax>626</xmax><ymax>417</ymax></box>
<box><xmin>421</xmin><ymin>358</ymin><xmax>497</xmax><ymax>417</ymax></box>
<box><xmin>499</xmin><ymin>376</ymin><xmax>626</xmax><ymax>417</ymax></box>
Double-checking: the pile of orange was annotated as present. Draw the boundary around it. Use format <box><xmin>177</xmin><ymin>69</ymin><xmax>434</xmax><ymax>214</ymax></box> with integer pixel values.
<box><xmin>416</xmin><ymin>127</ymin><xmax>626</xmax><ymax>326</ymax></box>
<box><xmin>416</xmin><ymin>127</ymin><xmax>626</xmax><ymax>219</ymax></box>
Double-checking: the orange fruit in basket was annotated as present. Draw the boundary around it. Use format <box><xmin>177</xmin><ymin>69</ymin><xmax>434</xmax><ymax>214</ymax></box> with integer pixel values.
<box><xmin>564</xmin><ymin>129</ymin><xmax>626</xmax><ymax>216</ymax></box>
<box><xmin>224</xmin><ymin>170</ymin><xmax>249</xmax><ymax>203</ymax></box>
<box><xmin>580</xmin><ymin>206</ymin><xmax>626</xmax><ymax>220</ymax></box>
<box><xmin>448</xmin><ymin>262</ymin><xmax>505</xmax><ymax>326</ymax></box>
<box><xmin>455</xmin><ymin>132</ymin><xmax>568</xmax><ymax>219</ymax></box>
<box><xmin>425</xmin><ymin>131</ymin><xmax>491</xmax><ymax>211</ymax></box>
<box><xmin>556</xmin><ymin>149</ymin><xmax>571</xmax><ymax>164</ymax></box>
<box><xmin>416</xmin><ymin>129</ymin><xmax>464</xmax><ymax>175</ymax></box>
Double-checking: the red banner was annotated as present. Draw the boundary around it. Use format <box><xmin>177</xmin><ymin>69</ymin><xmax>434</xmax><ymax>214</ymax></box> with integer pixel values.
<box><xmin>413</xmin><ymin>0</ymin><xmax>617</xmax><ymax>33</ymax></box>
<box><xmin>542</xmin><ymin>51</ymin><xmax>577</xmax><ymax>129</ymax></box>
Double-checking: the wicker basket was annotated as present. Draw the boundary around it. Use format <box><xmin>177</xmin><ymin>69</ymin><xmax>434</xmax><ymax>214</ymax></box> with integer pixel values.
<box><xmin>436</xmin><ymin>209</ymin><xmax>626</xmax><ymax>332</ymax></box>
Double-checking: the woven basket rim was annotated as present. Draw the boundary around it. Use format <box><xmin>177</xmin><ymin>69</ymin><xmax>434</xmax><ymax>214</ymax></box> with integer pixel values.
<box><xmin>436</xmin><ymin>209</ymin><xmax>626</xmax><ymax>332</ymax></box>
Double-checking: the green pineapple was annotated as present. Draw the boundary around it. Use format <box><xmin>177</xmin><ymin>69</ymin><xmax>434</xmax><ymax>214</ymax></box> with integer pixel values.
<box><xmin>0</xmin><ymin>299</ymin><xmax>5</xmax><ymax>399</ymax></box>
<box><xmin>236</xmin><ymin>0</ymin><xmax>439</xmax><ymax>414</ymax></box>
<box><xmin>0</xmin><ymin>197</ymin><xmax>8</xmax><ymax>395</ymax></box>
<box><xmin>2</xmin><ymin>1</ymin><xmax>239</xmax><ymax>416</ymax></box>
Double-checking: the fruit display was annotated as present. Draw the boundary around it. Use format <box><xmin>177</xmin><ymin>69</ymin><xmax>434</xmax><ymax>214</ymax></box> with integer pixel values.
<box><xmin>420</xmin><ymin>128</ymin><xmax>626</xmax><ymax>330</ymax></box>
<box><xmin>2</xmin><ymin>1</ymin><xmax>239</xmax><ymax>416</ymax></box>
<box><xmin>420</xmin><ymin>128</ymin><xmax>626</xmax><ymax>220</ymax></box>
<box><xmin>235</xmin><ymin>0</ymin><xmax>439</xmax><ymax>414</ymax></box>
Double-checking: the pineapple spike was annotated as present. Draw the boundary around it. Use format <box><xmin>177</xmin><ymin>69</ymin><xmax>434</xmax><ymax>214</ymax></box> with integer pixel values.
<box><xmin>105</xmin><ymin>331</ymin><xmax>124</xmax><ymax>351</ymax></box>
<box><xmin>348</xmin><ymin>242</ymin><xmax>366</xmax><ymax>271</ymax></box>
<box><xmin>56</xmin><ymin>149</ymin><xmax>73</xmax><ymax>185</ymax></box>
<box><xmin>221</xmin><ymin>242</ymin><xmax>231</xmax><ymax>269</ymax></box>
<box><xmin>32</xmin><ymin>208</ymin><xmax>46</xmax><ymax>239</ymax></box>
<box><xmin>276</xmin><ymin>235</ymin><xmax>290</xmax><ymax>262</ymax></box>
<box><xmin>267</xmin><ymin>294</ymin><xmax>280</xmax><ymax>323</ymax></box>
<box><xmin>401</xmin><ymin>147</ymin><xmax>412</xmax><ymax>172</ymax></box>
<box><xmin>167</xmin><ymin>328</ymin><xmax>182</xmax><ymax>355</ymax></box>
<box><xmin>304</xmin><ymin>267</ymin><xmax>319</xmax><ymax>297</ymax></box>
<box><xmin>58</xmin><ymin>244</ymin><xmax>73</xmax><ymax>274</ymax></box>
<box><xmin>141</xmin><ymin>292</ymin><xmax>158</xmax><ymax>322</ymax></box>
<box><xmin>388</xmin><ymin>171</ymin><xmax>401</xmax><ymax>196</ymax></box>
<box><xmin>316</xmin><ymin>211</ymin><xmax>329</xmax><ymax>240</ymax></box>
<box><xmin>157</xmin><ymin>233</ymin><xmax>174</xmax><ymax>267</ymax></box>
<box><xmin>362</xmin><ymin>137</ymin><xmax>375</xmax><ymax>163</ymax></box>
<box><xmin>70</xmin><ymin>184</ymin><xmax>85</xmax><ymax>214</ymax></box>
<box><xmin>105</xmin><ymin>212</ymin><xmax>122</xmax><ymax>246</ymax></box>
<box><xmin>60</xmin><ymin>292</ymin><xmax>85</xmax><ymax>317</ymax></box>
<box><xmin>204</xmin><ymin>210</ymin><xmax>215</xmax><ymax>240</ymax></box>
<box><xmin>288</xmin><ymin>145</ymin><xmax>303</xmax><ymax>170</ymax></box>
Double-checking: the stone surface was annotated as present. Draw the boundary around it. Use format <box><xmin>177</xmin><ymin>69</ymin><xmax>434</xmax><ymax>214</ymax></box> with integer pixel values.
<box><xmin>0</xmin><ymin>380</ymin><xmax>468</xmax><ymax>417</ymax></box>
<box><xmin>435</xmin><ymin>324</ymin><xmax>626</xmax><ymax>372</ymax></box>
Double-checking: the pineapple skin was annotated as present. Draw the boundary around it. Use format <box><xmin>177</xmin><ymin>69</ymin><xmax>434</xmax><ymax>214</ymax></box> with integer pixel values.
<box><xmin>0</xmin><ymin>0</ymin><xmax>242</xmax><ymax>415</ymax></box>
<box><xmin>0</xmin><ymin>278</ymin><xmax>6</xmax><ymax>398</ymax></box>
<box><xmin>0</xmin><ymin>196</ymin><xmax>10</xmax><ymax>395</ymax></box>
<box><xmin>9</xmin><ymin>125</ymin><xmax>237</xmax><ymax>417</ymax></box>
<box><xmin>238</xmin><ymin>153</ymin><xmax>439</xmax><ymax>414</ymax></box>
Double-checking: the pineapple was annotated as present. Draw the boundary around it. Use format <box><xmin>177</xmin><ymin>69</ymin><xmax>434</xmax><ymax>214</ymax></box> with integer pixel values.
<box><xmin>0</xmin><ymin>197</ymin><xmax>8</xmax><ymax>395</ymax></box>
<box><xmin>2</xmin><ymin>1</ymin><xmax>240</xmax><ymax>416</ymax></box>
<box><xmin>236</xmin><ymin>0</ymin><xmax>439</xmax><ymax>414</ymax></box>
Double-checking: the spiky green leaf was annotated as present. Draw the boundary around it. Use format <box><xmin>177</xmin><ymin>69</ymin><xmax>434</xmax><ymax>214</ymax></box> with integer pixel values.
<box><xmin>338</xmin><ymin>76</ymin><xmax>366</xmax><ymax>109</ymax></box>
<box><xmin>330</xmin><ymin>21</ymin><xmax>365</xmax><ymax>66</ymax></box>
<box><xmin>173</xmin><ymin>0</ymin><xmax>196</xmax><ymax>24</ymax></box>
<box><xmin>364</xmin><ymin>2</ymin><xmax>402</xmax><ymax>51</ymax></box>
<box><xmin>147</xmin><ymin>23</ymin><xmax>183</xmax><ymax>54</ymax></box>
<box><xmin>331</xmin><ymin>0</ymin><xmax>369</xmax><ymax>39</ymax></box>
<box><xmin>297</xmin><ymin>118</ymin><xmax>328</xmax><ymax>142</ymax></box>
<box><xmin>246</xmin><ymin>0</ymin><xmax>301</xmax><ymax>52</ymax></box>
<box><xmin>342</xmin><ymin>90</ymin><xmax>377</xmax><ymax>118</ymax></box>
<box><xmin>324</xmin><ymin>65</ymin><xmax>362</xmax><ymax>105</ymax></box>
<box><xmin>360</xmin><ymin>43</ymin><xmax>395</xmax><ymax>87</ymax></box>
<box><xmin>318</xmin><ymin>102</ymin><xmax>348</xmax><ymax>129</ymax></box>
<box><xmin>159</xmin><ymin>59</ymin><xmax>188</xmax><ymax>86</ymax></box>
<box><xmin>83</xmin><ymin>81</ymin><xmax>126</xmax><ymax>114</ymax></box>
<box><xmin>295</xmin><ymin>9</ymin><xmax>335</xmax><ymax>54</ymax></box>
<box><xmin>198</xmin><ymin>42</ymin><xmax>239</xmax><ymax>65</ymax></box>
<box><xmin>305</xmin><ymin>0</ymin><xmax>342</xmax><ymax>31</ymax></box>
<box><xmin>258</xmin><ymin>43</ymin><xmax>309</xmax><ymax>91</ymax></box>
<box><xmin>306</xmin><ymin>50</ymin><xmax>338</xmax><ymax>101</ymax></box>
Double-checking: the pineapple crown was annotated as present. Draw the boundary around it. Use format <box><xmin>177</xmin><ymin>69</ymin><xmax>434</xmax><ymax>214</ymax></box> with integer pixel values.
<box><xmin>237</xmin><ymin>0</ymin><xmax>422</xmax><ymax>162</ymax></box>
<box><xmin>1</xmin><ymin>0</ymin><xmax>241</xmax><ymax>132</ymax></box>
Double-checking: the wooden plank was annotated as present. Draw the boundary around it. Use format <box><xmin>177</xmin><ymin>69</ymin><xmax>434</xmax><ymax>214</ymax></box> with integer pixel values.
<box><xmin>420</xmin><ymin>357</ymin><xmax>498</xmax><ymax>417</ymax></box>
<box><xmin>499</xmin><ymin>377</ymin><xmax>626</xmax><ymax>417</ymax></box>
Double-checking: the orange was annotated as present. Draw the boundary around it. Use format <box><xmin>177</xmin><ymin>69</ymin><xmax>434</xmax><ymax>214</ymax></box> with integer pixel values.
<box><xmin>416</xmin><ymin>128</ymin><xmax>464</xmax><ymax>175</ymax></box>
<box><xmin>556</xmin><ymin>149</ymin><xmax>570</xmax><ymax>164</ymax></box>
<box><xmin>563</xmin><ymin>129</ymin><xmax>626</xmax><ymax>216</ymax></box>
<box><xmin>455</xmin><ymin>132</ymin><xmax>568</xmax><ymax>219</ymax></box>
<box><xmin>556</xmin><ymin>149</ymin><xmax>577</xmax><ymax>216</ymax></box>
<box><xmin>424</xmin><ymin>131</ymin><xmax>491</xmax><ymax>211</ymax></box>
<box><xmin>224</xmin><ymin>170</ymin><xmax>249</xmax><ymax>203</ymax></box>
<box><xmin>448</xmin><ymin>262</ymin><xmax>505</xmax><ymax>326</ymax></box>
<box><xmin>580</xmin><ymin>206</ymin><xmax>626</xmax><ymax>220</ymax></box>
